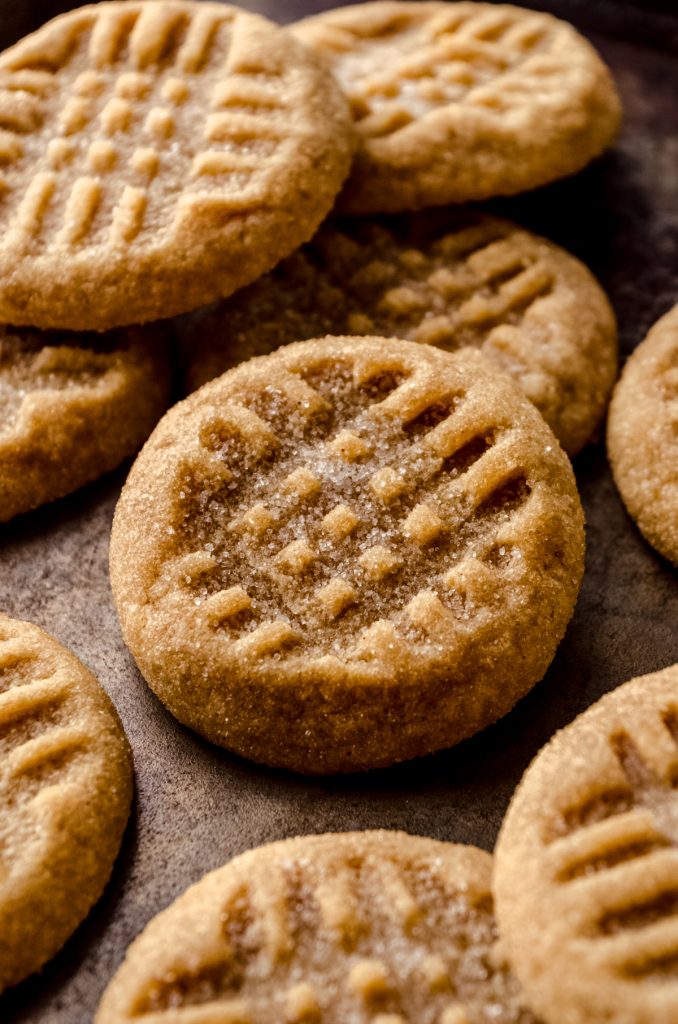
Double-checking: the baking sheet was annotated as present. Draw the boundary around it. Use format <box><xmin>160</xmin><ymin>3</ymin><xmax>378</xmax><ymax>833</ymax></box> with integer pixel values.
<box><xmin>1</xmin><ymin>1</ymin><xmax>677</xmax><ymax>1021</ymax></box>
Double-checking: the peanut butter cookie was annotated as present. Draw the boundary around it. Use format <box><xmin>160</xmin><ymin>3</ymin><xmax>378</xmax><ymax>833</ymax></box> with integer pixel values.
<box><xmin>97</xmin><ymin>831</ymin><xmax>538</xmax><ymax>1024</ymax></box>
<box><xmin>110</xmin><ymin>336</ymin><xmax>584</xmax><ymax>774</ymax></box>
<box><xmin>608</xmin><ymin>305</ymin><xmax>678</xmax><ymax>566</ymax></box>
<box><xmin>294</xmin><ymin>1</ymin><xmax>621</xmax><ymax>214</ymax></box>
<box><xmin>0</xmin><ymin>323</ymin><xmax>170</xmax><ymax>522</ymax></box>
<box><xmin>181</xmin><ymin>211</ymin><xmax>617</xmax><ymax>456</ymax></box>
<box><xmin>0</xmin><ymin>1</ymin><xmax>354</xmax><ymax>329</ymax></box>
<box><xmin>495</xmin><ymin>664</ymin><xmax>678</xmax><ymax>1024</ymax></box>
<box><xmin>0</xmin><ymin>614</ymin><xmax>132</xmax><ymax>993</ymax></box>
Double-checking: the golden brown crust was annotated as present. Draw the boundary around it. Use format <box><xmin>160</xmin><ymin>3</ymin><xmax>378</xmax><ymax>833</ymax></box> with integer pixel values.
<box><xmin>0</xmin><ymin>614</ymin><xmax>133</xmax><ymax>993</ymax></box>
<box><xmin>110</xmin><ymin>335</ymin><xmax>584</xmax><ymax>774</ymax></box>
<box><xmin>0</xmin><ymin>323</ymin><xmax>171</xmax><ymax>522</ymax></box>
<box><xmin>96</xmin><ymin>831</ymin><xmax>537</xmax><ymax>1024</ymax></box>
<box><xmin>0</xmin><ymin>1</ymin><xmax>354</xmax><ymax>330</ymax></box>
<box><xmin>607</xmin><ymin>305</ymin><xmax>678</xmax><ymax>565</ymax></box>
<box><xmin>294</xmin><ymin>1</ymin><xmax>621</xmax><ymax>214</ymax></box>
<box><xmin>495</xmin><ymin>665</ymin><xmax>678</xmax><ymax>1024</ymax></box>
<box><xmin>180</xmin><ymin>211</ymin><xmax>617</xmax><ymax>456</ymax></box>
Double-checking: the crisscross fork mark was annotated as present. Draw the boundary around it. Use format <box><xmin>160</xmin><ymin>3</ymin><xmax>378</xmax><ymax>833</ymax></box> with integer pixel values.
<box><xmin>328</xmin><ymin>4</ymin><xmax>562</xmax><ymax>134</ymax></box>
<box><xmin>541</xmin><ymin>713</ymin><xmax>678</xmax><ymax>980</ymax></box>
<box><xmin>548</xmin><ymin>714</ymin><xmax>678</xmax><ymax>850</ymax></box>
<box><xmin>129</xmin><ymin>852</ymin><xmax>482</xmax><ymax>1022</ymax></box>
<box><xmin>173</xmin><ymin>368</ymin><xmax>533</xmax><ymax>655</ymax></box>
<box><xmin>335</xmin><ymin>222</ymin><xmax>556</xmax><ymax>352</ymax></box>
<box><xmin>0</xmin><ymin>4</ymin><xmax>293</xmax><ymax>247</ymax></box>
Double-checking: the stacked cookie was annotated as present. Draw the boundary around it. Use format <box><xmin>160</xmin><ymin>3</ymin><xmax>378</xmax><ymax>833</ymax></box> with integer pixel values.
<box><xmin>0</xmin><ymin>0</ymin><xmax>621</xmax><ymax>771</ymax></box>
<box><xmin>111</xmin><ymin>336</ymin><xmax>584</xmax><ymax>773</ymax></box>
<box><xmin>0</xmin><ymin>0</ymin><xmax>354</xmax><ymax>519</ymax></box>
<box><xmin>103</xmin><ymin>0</ymin><xmax>623</xmax><ymax>773</ymax></box>
<box><xmin>293</xmin><ymin>0</ymin><xmax>621</xmax><ymax>213</ymax></box>
<box><xmin>0</xmin><ymin>0</ymin><xmax>357</xmax><ymax>997</ymax></box>
<box><xmin>5</xmin><ymin>3</ymin><xmax>675</xmax><ymax>1023</ymax></box>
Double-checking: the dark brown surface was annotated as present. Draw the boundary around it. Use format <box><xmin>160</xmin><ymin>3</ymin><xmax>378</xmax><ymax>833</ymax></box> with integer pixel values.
<box><xmin>0</xmin><ymin>2</ymin><xmax>676</xmax><ymax>1021</ymax></box>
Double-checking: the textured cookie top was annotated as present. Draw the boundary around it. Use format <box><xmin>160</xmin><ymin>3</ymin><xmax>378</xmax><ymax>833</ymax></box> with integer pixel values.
<box><xmin>96</xmin><ymin>831</ymin><xmax>537</xmax><ymax>1024</ymax></box>
<box><xmin>0</xmin><ymin>614</ymin><xmax>132</xmax><ymax>992</ymax></box>
<box><xmin>182</xmin><ymin>211</ymin><xmax>617</xmax><ymax>456</ymax></box>
<box><xmin>0</xmin><ymin>323</ymin><xmax>169</xmax><ymax>521</ymax></box>
<box><xmin>495</xmin><ymin>665</ymin><xmax>678</xmax><ymax>1024</ymax></box>
<box><xmin>0</xmin><ymin>324</ymin><xmax>157</xmax><ymax>438</ymax></box>
<box><xmin>294</xmin><ymin>1</ymin><xmax>621</xmax><ymax>213</ymax></box>
<box><xmin>0</xmin><ymin>1</ymin><xmax>353</xmax><ymax>329</ymax></box>
<box><xmin>607</xmin><ymin>305</ymin><xmax>678</xmax><ymax>566</ymax></box>
<box><xmin>112</xmin><ymin>336</ymin><xmax>583</xmax><ymax>693</ymax></box>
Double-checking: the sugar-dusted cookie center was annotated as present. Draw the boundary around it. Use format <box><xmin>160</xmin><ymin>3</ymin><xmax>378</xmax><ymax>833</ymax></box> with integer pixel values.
<box><xmin>159</xmin><ymin>352</ymin><xmax>535</xmax><ymax>664</ymax></box>
<box><xmin>0</xmin><ymin>4</ymin><xmax>299</xmax><ymax>254</ymax></box>
<box><xmin>135</xmin><ymin>847</ymin><xmax>535</xmax><ymax>1023</ymax></box>
<box><xmin>304</xmin><ymin>4</ymin><xmax>565</xmax><ymax>136</ymax></box>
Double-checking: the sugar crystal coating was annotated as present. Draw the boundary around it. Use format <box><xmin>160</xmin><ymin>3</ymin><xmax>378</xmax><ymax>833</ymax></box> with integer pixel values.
<box><xmin>496</xmin><ymin>665</ymin><xmax>678</xmax><ymax>1024</ymax></box>
<box><xmin>0</xmin><ymin>614</ymin><xmax>132</xmax><ymax>993</ymax></box>
<box><xmin>608</xmin><ymin>305</ymin><xmax>678</xmax><ymax>566</ymax></box>
<box><xmin>180</xmin><ymin>211</ymin><xmax>617</xmax><ymax>456</ymax></box>
<box><xmin>111</xmin><ymin>335</ymin><xmax>584</xmax><ymax>773</ymax></box>
<box><xmin>96</xmin><ymin>832</ymin><xmax>538</xmax><ymax>1024</ymax></box>
<box><xmin>0</xmin><ymin>322</ymin><xmax>170</xmax><ymax>521</ymax></box>
<box><xmin>0</xmin><ymin>0</ymin><xmax>354</xmax><ymax>328</ymax></box>
<box><xmin>293</xmin><ymin>0</ymin><xmax>621</xmax><ymax>213</ymax></box>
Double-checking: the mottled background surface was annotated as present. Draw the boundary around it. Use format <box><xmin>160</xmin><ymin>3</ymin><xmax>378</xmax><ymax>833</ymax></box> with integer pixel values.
<box><xmin>0</xmin><ymin>1</ymin><xmax>676</xmax><ymax>1021</ymax></box>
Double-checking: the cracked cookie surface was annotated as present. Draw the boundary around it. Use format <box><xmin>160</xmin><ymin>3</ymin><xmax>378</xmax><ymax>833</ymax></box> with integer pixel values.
<box><xmin>0</xmin><ymin>614</ymin><xmax>132</xmax><ymax>993</ymax></box>
<box><xmin>293</xmin><ymin>1</ymin><xmax>621</xmax><ymax>213</ymax></box>
<box><xmin>111</xmin><ymin>335</ymin><xmax>584</xmax><ymax>773</ymax></box>
<box><xmin>0</xmin><ymin>0</ymin><xmax>353</xmax><ymax>329</ymax></box>
<box><xmin>96</xmin><ymin>831</ymin><xmax>538</xmax><ymax>1024</ymax></box>
<box><xmin>181</xmin><ymin>211</ymin><xmax>617</xmax><ymax>456</ymax></box>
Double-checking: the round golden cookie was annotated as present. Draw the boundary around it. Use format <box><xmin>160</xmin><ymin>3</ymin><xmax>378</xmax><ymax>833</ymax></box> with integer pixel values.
<box><xmin>0</xmin><ymin>1</ymin><xmax>354</xmax><ymax>330</ymax></box>
<box><xmin>110</xmin><ymin>335</ymin><xmax>584</xmax><ymax>774</ymax></box>
<box><xmin>0</xmin><ymin>614</ymin><xmax>132</xmax><ymax>993</ymax></box>
<box><xmin>181</xmin><ymin>211</ymin><xmax>617</xmax><ymax>456</ymax></box>
<box><xmin>96</xmin><ymin>830</ymin><xmax>538</xmax><ymax>1024</ymax></box>
<box><xmin>293</xmin><ymin>1</ymin><xmax>621</xmax><ymax>214</ymax></box>
<box><xmin>494</xmin><ymin>665</ymin><xmax>678</xmax><ymax>1024</ymax></box>
<box><xmin>607</xmin><ymin>305</ymin><xmax>678</xmax><ymax>566</ymax></box>
<box><xmin>0</xmin><ymin>323</ymin><xmax>170</xmax><ymax>522</ymax></box>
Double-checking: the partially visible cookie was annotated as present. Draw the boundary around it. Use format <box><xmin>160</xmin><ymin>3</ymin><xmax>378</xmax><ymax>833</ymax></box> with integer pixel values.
<box><xmin>607</xmin><ymin>305</ymin><xmax>678</xmax><ymax>565</ymax></box>
<box><xmin>0</xmin><ymin>614</ymin><xmax>132</xmax><ymax>993</ymax></box>
<box><xmin>495</xmin><ymin>664</ymin><xmax>678</xmax><ymax>1024</ymax></box>
<box><xmin>0</xmin><ymin>323</ymin><xmax>170</xmax><ymax>522</ymax></box>
<box><xmin>0</xmin><ymin>1</ymin><xmax>354</xmax><ymax>329</ymax></box>
<box><xmin>97</xmin><ymin>830</ymin><xmax>538</xmax><ymax>1024</ymax></box>
<box><xmin>111</xmin><ymin>335</ymin><xmax>584</xmax><ymax>774</ymax></box>
<box><xmin>293</xmin><ymin>1</ymin><xmax>621</xmax><ymax>214</ymax></box>
<box><xmin>181</xmin><ymin>211</ymin><xmax>617</xmax><ymax>456</ymax></box>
